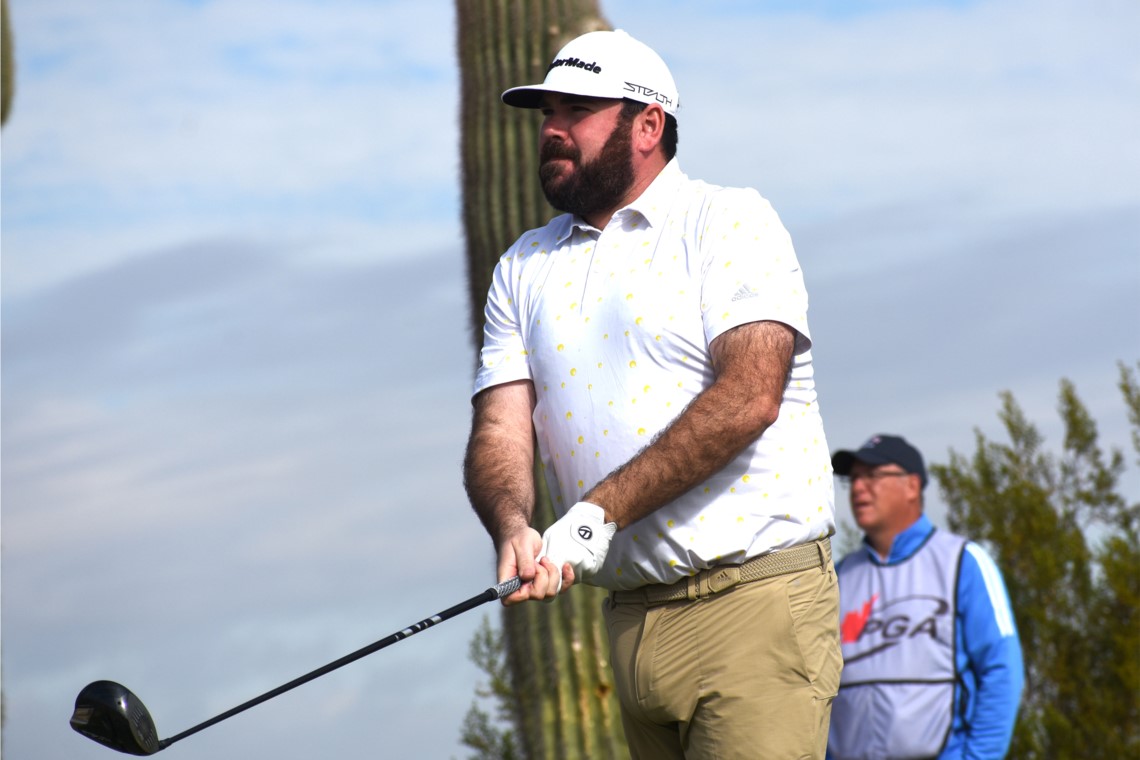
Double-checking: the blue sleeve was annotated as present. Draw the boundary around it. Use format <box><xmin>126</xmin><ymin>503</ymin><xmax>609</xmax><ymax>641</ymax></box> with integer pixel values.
<box><xmin>957</xmin><ymin>543</ymin><xmax>1024</xmax><ymax>759</ymax></box>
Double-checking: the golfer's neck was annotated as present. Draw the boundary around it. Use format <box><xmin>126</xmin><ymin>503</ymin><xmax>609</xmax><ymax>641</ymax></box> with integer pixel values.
<box><xmin>586</xmin><ymin>161</ymin><xmax>666</xmax><ymax>230</ymax></box>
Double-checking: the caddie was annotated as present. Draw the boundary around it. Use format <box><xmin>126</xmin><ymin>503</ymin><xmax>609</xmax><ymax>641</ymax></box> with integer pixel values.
<box><xmin>827</xmin><ymin>434</ymin><xmax>1024</xmax><ymax>760</ymax></box>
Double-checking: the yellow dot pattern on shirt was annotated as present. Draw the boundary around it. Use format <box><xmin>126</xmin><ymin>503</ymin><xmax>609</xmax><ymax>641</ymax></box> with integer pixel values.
<box><xmin>496</xmin><ymin>208</ymin><xmax>824</xmax><ymax>581</ymax></box>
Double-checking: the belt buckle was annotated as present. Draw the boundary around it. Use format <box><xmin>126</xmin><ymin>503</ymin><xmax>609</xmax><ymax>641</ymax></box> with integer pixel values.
<box><xmin>707</xmin><ymin>565</ymin><xmax>740</xmax><ymax>594</ymax></box>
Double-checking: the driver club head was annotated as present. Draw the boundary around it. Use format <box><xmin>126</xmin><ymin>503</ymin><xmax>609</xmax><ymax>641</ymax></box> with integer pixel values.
<box><xmin>71</xmin><ymin>680</ymin><xmax>162</xmax><ymax>756</ymax></box>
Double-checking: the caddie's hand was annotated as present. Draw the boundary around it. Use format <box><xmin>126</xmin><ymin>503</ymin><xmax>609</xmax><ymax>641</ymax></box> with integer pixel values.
<box><xmin>496</xmin><ymin>528</ymin><xmax>562</xmax><ymax>606</ymax></box>
<box><xmin>539</xmin><ymin>502</ymin><xmax>617</xmax><ymax>594</ymax></box>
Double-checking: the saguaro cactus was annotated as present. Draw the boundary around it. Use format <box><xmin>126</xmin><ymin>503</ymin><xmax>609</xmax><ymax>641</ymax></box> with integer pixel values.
<box><xmin>2</xmin><ymin>0</ymin><xmax>15</xmax><ymax>125</ymax></box>
<box><xmin>456</xmin><ymin>2</ymin><xmax>628</xmax><ymax>757</ymax></box>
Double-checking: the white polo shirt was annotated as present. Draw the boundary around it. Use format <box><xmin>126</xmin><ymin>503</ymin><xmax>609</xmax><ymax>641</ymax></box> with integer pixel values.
<box><xmin>474</xmin><ymin>160</ymin><xmax>835</xmax><ymax>590</ymax></box>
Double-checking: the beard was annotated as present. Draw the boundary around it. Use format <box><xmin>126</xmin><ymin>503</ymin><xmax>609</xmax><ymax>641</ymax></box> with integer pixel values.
<box><xmin>539</xmin><ymin>117</ymin><xmax>635</xmax><ymax>220</ymax></box>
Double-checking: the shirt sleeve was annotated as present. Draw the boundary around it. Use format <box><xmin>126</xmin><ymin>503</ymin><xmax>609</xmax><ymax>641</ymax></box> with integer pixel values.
<box><xmin>697</xmin><ymin>187</ymin><xmax>812</xmax><ymax>354</ymax></box>
<box><xmin>957</xmin><ymin>543</ymin><xmax>1025</xmax><ymax>759</ymax></box>
<box><xmin>472</xmin><ymin>251</ymin><xmax>532</xmax><ymax>397</ymax></box>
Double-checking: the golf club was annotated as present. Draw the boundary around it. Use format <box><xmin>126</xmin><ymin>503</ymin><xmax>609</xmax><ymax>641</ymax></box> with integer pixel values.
<box><xmin>70</xmin><ymin>575</ymin><xmax>522</xmax><ymax>755</ymax></box>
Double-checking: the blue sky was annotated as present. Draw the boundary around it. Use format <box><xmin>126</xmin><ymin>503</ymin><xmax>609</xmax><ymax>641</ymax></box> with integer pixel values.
<box><xmin>2</xmin><ymin>1</ymin><xmax>1138</xmax><ymax>758</ymax></box>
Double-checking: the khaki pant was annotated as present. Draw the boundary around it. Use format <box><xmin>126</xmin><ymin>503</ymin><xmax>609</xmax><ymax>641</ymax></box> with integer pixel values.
<box><xmin>603</xmin><ymin>560</ymin><xmax>842</xmax><ymax>759</ymax></box>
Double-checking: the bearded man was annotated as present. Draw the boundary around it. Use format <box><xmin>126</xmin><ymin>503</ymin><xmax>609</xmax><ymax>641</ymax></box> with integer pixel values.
<box><xmin>463</xmin><ymin>29</ymin><xmax>840</xmax><ymax>760</ymax></box>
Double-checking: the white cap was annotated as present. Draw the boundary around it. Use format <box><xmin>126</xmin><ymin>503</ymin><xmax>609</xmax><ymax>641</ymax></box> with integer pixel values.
<box><xmin>502</xmin><ymin>30</ymin><xmax>679</xmax><ymax>118</ymax></box>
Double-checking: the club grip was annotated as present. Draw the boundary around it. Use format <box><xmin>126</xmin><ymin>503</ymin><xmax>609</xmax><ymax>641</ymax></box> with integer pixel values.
<box><xmin>492</xmin><ymin>576</ymin><xmax>522</xmax><ymax>599</ymax></box>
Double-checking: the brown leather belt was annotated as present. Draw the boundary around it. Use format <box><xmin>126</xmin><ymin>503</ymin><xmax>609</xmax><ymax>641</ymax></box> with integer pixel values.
<box><xmin>612</xmin><ymin>538</ymin><xmax>831</xmax><ymax>607</ymax></box>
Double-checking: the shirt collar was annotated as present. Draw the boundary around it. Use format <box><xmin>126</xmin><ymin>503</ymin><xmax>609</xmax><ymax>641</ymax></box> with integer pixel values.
<box><xmin>863</xmin><ymin>513</ymin><xmax>935</xmax><ymax>564</ymax></box>
<box><xmin>557</xmin><ymin>159</ymin><xmax>685</xmax><ymax>243</ymax></box>
<box><xmin>621</xmin><ymin>158</ymin><xmax>684</xmax><ymax>229</ymax></box>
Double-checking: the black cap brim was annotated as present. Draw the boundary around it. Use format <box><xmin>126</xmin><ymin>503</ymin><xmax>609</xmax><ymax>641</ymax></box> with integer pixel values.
<box><xmin>832</xmin><ymin>448</ymin><xmax>895</xmax><ymax>475</ymax></box>
<box><xmin>501</xmin><ymin>85</ymin><xmax>547</xmax><ymax>109</ymax></box>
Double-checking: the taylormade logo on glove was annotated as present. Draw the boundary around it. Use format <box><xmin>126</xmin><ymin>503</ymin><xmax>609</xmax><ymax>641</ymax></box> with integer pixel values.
<box><xmin>540</xmin><ymin>502</ymin><xmax>617</xmax><ymax>590</ymax></box>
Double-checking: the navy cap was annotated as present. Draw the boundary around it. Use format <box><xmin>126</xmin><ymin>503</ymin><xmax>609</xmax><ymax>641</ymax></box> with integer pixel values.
<box><xmin>832</xmin><ymin>434</ymin><xmax>927</xmax><ymax>489</ymax></box>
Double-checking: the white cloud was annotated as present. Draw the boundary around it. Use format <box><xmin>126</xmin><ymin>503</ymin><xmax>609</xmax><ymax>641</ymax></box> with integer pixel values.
<box><xmin>3</xmin><ymin>0</ymin><xmax>461</xmax><ymax>295</ymax></box>
<box><xmin>610</xmin><ymin>0</ymin><xmax>1139</xmax><ymax>217</ymax></box>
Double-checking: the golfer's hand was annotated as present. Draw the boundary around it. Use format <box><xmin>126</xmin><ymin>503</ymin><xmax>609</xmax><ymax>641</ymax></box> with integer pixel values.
<box><xmin>540</xmin><ymin>502</ymin><xmax>617</xmax><ymax>593</ymax></box>
<box><xmin>496</xmin><ymin>528</ymin><xmax>563</xmax><ymax>606</ymax></box>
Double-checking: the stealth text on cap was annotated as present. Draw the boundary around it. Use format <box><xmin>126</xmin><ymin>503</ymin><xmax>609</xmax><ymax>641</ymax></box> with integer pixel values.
<box><xmin>548</xmin><ymin>57</ymin><xmax>602</xmax><ymax>74</ymax></box>
<box><xmin>624</xmin><ymin>81</ymin><xmax>672</xmax><ymax>107</ymax></box>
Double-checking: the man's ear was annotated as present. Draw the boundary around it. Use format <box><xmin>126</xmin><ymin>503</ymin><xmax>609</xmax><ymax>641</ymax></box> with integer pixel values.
<box><xmin>906</xmin><ymin>473</ymin><xmax>924</xmax><ymax>503</ymax></box>
<box><xmin>633</xmin><ymin>103</ymin><xmax>666</xmax><ymax>155</ymax></box>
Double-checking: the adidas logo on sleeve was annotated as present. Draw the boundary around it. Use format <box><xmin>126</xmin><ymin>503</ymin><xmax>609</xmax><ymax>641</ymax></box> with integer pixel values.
<box><xmin>731</xmin><ymin>284</ymin><xmax>758</xmax><ymax>302</ymax></box>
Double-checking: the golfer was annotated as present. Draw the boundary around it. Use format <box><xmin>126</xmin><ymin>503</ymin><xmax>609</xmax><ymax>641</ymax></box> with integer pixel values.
<box><xmin>463</xmin><ymin>29</ymin><xmax>840</xmax><ymax>759</ymax></box>
<box><xmin>827</xmin><ymin>434</ymin><xmax>1024</xmax><ymax>759</ymax></box>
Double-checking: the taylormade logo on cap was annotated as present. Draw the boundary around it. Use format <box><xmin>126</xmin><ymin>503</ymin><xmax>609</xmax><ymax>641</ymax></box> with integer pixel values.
<box><xmin>501</xmin><ymin>29</ymin><xmax>680</xmax><ymax>118</ymax></box>
<box><xmin>549</xmin><ymin>57</ymin><xmax>602</xmax><ymax>74</ymax></box>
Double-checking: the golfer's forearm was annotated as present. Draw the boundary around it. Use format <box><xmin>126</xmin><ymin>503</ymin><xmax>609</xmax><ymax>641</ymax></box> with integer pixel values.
<box><xmin>463</xmin><ymin>381</ymin><xmax>538</xmax><ymax>545</ymax></box>
<box><xmin>585</xmin><ymin>379</ymin><xmax>778</xmax><ymax>529</ymax></box>
<box><xmin>464</xmin><ymin>434</ymin><xmax>534</xmax><ymax>542</ymax></box>
<box><xmin>586</xmin><ymin>320</ymin><xmax>793</xmax><ymax>529</ymax></box>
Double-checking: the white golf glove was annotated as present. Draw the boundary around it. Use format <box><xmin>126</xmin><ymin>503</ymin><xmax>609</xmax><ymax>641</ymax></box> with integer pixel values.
<box><xmin>540</xmin><ymin>502</ymin><xmax>617</xmax><ymax>592</ymax></box>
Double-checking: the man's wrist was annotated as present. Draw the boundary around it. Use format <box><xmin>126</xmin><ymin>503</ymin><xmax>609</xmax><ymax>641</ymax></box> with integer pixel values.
<box><xmin>578</xmin><ymin>495</ymin><xmax>617</xmax><ymax>527</ymax></box>
<box><xmin>492</xmin><ymin>511</ymin><xmax>534</xmax><ymax>546</ymax></box>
